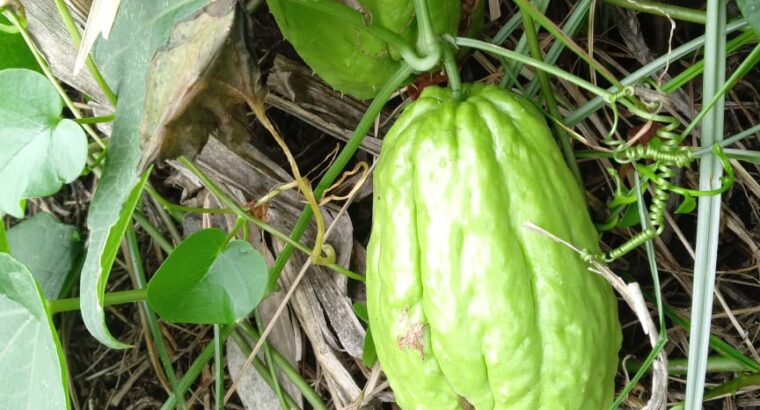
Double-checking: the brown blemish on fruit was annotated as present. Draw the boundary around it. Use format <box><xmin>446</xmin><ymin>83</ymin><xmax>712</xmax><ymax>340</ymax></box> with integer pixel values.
<box><xmin>458</xmin><ymin>396</ymin><xmax>475</xmax><ymax>410</ymax></box>
<box><xmin>397</xmin><ymin>322</ymin><xmax>425</xmax><ymax>360</ymax></box>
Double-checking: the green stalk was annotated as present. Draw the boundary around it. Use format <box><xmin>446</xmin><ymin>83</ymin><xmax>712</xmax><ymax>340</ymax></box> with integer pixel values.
<box><xmin>237</xmin><ymin>321</ymin><xmax>328</xmax><ymax>410</ymax></box>
<box><xmin>611</xmin><ymin>173</ymin><xmax>668</xmax><ymax>408</ymax></box>
<box><xmin>161</xmin><ymin>325</ymin><xmax>236</xmax><ymax>410</ymax></box>
<box><xmin>500</xmin><ymin>0</ymin><xmax>549</xmax><ymax>89</ymax></box>
<box><xmin>146</xmin><ymin>191</ymin><xmax>183</xmax><ymax>246</ymax></box>
<box><xmin>265</xmin><ymin>64</ymin><xmax>413</xmax><ymax>292</ymax></box>
<box><xmin>52</xmin><ymin>0</ymin><xmax>118</xmax><ymax>105</ymax></box>
<box><xmin>641</xmin><ymin>179</ymin><xmax>667</xmax><ymax>336</ymax></box>
<box><xmin>511</xmin><ymin>0</ymin><xmax>625</xmax><ymax>92</ymax></box>
<box><xmin>411</xmin><ymin>0</ymin><xmax>440</xmax><ymax>68</ymax></box>
<box><xmin>663</xmin><ymin>304</ymin><xmax>760</xmax><ymax>374</ymax></box>
<box><xmin>255</xmin><ymin>312</ymin><xmax>289</xmax><ymax>410</ymax></box>
<box><xmin>525</xmin><ymin>0</ymin><xmax>593</xmax><ymax>98</ymax></box>
<box><xmin>621</xmin><ymin>274</ymin><xmax>760</xmax><ymax>374</ymax></box>
<box><xmin>145</xmin><ymin>184</ymin><xmax>235</xmax><ymax>218</ymax></box>
<box><xmin>125</xmin><ymin>226</ymin><xmax>187</xmax><ymax>410</ymax></box>
<box><xmin>518</xmin><ymin>5</ymin><xmax>582</xmax><ymax>187</ymax></box>
<box><xmin>672</xmin><ymin>373</ymin><xmax>760</xmax><ymax>410</ymax></box>
<box><xmin>132</xmin><ymin>211</ymin><xmax>174</xmax><ymax>254</ymax></box>
<box><xmin>612</xmin><ymin>339</ymin><xmax>668</xmax><ymax>409</ymax></box>
<box><xmin>0</xmin><ymin>217</ymin><xmax>8</xmax><ymax>254</ymax></box>
<box><xmin>47</xmin><ymin>288</ymin><xmax>147</xmax><ymax>314</ymax></box>
<box><xmin>223</xmin><ymin>217</ymin><xmax>245</xmax><ymax>245</ymax></box>
<box><xmin>442</xmin><ymin>46</ymin><xmax>462</xmax><ymax>99</ymax></box>
<box><xmin>74</xmin><ymin>114</ymin><xmax>116</xmax><ymax>125</ymax></box>
<box><xmin>491</xmin><ymin>8</ymin><xmax>524</xmax><ymax>45</ymax></box>
<box><xmin>724</xmin><ymin>149</ymin><xmax>760</xmax><ymax>163</ymax></box>
<box><xmin>454</xmin><ymin>37</ymin><xmax>611</xmax><ymax>99</ymax></box>
<box><xmin>214</xmin><ymin>325</ymin><xmax>224</xmax><ymax>410</ymax></box>
<box><xmin>627</xmin><ymin>355</ymin><xmax>749</xmax><ymax>376</ymax></box>
<box><xmin>602</xmin><ymin>0</ymin><xmax>706</xmax><ymax>24</ymax></box>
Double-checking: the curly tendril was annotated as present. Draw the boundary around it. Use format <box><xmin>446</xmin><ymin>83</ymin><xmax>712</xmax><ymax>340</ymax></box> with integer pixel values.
<box><xmin>585</xmin><ymin>93</ymin><xmax>735</xmax><ymax>263</ymax></box>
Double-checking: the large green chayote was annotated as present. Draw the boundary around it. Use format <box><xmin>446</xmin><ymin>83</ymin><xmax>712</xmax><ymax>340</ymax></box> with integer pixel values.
<box><xmin>366</xmin><ymin>84</ymin><xmax>622</xmax><ymax>409</ymax></box>
<box><xmin>266</xmin><ymin>0</ymin><xmax>462</xmax><ymax>99</ymax></box>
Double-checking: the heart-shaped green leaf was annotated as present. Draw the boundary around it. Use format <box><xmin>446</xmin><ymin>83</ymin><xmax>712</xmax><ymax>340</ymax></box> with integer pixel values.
<box><xmin>7</xmin><ymin>212</ymin><xmax>82</xmax><ymax>299</ymax></box>
<box><xmin>0</xmin><ymin>253</ymin><xmax>70</xmax><ymax>409</ymax></box>
<box><xmin>0</xmin><ymin>69</ymin><xmax>86</xmax><ymax>217</ymax></box>
<box><xmin>147</xmin><ymin>228</ymin><xmax>268</xmax><ymax>324</ymax></box>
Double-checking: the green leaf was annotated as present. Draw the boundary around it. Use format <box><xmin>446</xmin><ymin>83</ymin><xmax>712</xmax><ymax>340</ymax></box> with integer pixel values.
<box><xmin>362</xmin><ymin>327</ymin><xmax>377</xmax><ymax>368</ymax></box>
<box><xmin>353</xmin><ymin>302</ymin><xmax>369</xmax><ymax>323</ymax></box>
<box><xmin>0</xmin><ymin>18</ymin><xmax>40</xmax><ymax>72</ymax></box>
<box><xmin>738</xmin><ymin>0</ymin><xmax>760</xmax><ymax>35</ymax></box>
<box><xmin>676</xmin><ymin>194</ymin><xmax>697</xmax><ymax>214</ymax></box>
<box><xmin>147</xmin><ymin>228</ymin><xmax>268</xmax><ymax>324</ymax></box>
<box><xmin>7</xmin><ymin>213</ymin><xmax>82</xmax><ymax>299</ymax></box>
<box><xmin>81</xmin><ymin>169</ymin><xmax>150</xmax><ymax>349</ymax></box>
<box><xmin>0</xmin><ymin>253</ymin><xmax>70</xmax><ymax>410</ymax></box>
<box><xmin>80</xmin><ymin>0</ymin><xmax>210</xmax><ymax>348</ymax></box>
<box><xmin>618</xmin><ymin>202</ymin><xmax>642</xmax><ymax>228</ymax></box>
<box><xmin>0</xmin><ymin>69</ymin><xmax>87</xmax><ymax>217</ymax></box>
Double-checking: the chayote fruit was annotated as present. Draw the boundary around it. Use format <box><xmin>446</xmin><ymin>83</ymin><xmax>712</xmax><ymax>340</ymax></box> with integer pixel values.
<box><xmin>266</xmin><ymin>0</ymin><xmax>462</xmax><ymax>99</ymax></box>
<box><xmin>366</xmin><ymin>84</ymin><xmax>622</xmax><ymax>409</ymax></box>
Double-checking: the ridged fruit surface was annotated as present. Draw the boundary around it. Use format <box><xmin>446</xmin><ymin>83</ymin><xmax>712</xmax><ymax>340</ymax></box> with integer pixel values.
<box><xmin>366</xmin><ymin>84</ymin><xmax>622</xmax><ymax>409</ymax></box>
<box><xmin>266</xmin><ymin>0</ymin><xmax>460</xmax><ymax>99</ymax></box>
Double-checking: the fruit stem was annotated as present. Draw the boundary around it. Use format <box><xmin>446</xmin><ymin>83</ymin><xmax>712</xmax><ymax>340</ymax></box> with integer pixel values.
<box><xmin>409</xmin><ymin>0</ymin><xmax>441</xmax><ymax>71</ymax></box>
<box><xmin>442</xmin><ymin>45</ymin><xmax>463</xmax><ymax>100</ymax></box>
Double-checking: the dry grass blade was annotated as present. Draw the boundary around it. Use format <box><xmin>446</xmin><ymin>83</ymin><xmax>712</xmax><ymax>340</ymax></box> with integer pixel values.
<box><xmin>73</xmin><ymin>0</ymin><xmax>121</xmax><ymax>74</ymax></box>
<box><xmin>523</xmin><ymin>222</ymin><xmax>668</xmax><ymax>409</ymax></box>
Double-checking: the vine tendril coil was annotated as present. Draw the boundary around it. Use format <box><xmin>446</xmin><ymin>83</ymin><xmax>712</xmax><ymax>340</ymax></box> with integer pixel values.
<box><xmin>586</xmin><ymin>90</ymin><xmax>734</xmax><ymax>263</ymax></box>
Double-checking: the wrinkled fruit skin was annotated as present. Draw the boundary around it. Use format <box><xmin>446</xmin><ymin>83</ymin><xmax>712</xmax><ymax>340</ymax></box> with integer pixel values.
<box><xmin>366</xmin><ymin>84</ymin><xmax>622</xmax><ymax>409</ymax></box>
<box><xmin>266</xmin><ymin>0</ymin><xmax>461</xmax><ymax>99</ymax></box>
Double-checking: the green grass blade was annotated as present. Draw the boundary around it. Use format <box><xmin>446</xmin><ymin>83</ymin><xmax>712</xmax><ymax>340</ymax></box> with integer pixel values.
<box><xmin>499</xmin><ymin>0</ymin><xmax>549</xmax><ymax>89</ymax></box>
<box><xmin>525</xmin><ymin>0</ymin><xmax>593</xmax><ymax>98</ymax></box>
<box><xmin>602</xmin><ymin>0</ymin><xmax>706</xmax><ymax>24</ymax></box>
<box><xmin>684</xmin><ymin>2</ymin><xmax>728</xmax><ymax>407</ymax></box>
<box><xmin>724</xmin><ymin>148</ymin><xmax>760</xmax><ymax>163</ymax></box>
<box><xmin>125</xmin><ymin>225</ymin><xmax>187</xmax><ymax>410</ymax></box>
<box><xmin>565</xmin><ymin>19</ymin><xmax>746</xmax><ymax>126</ymax></box>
